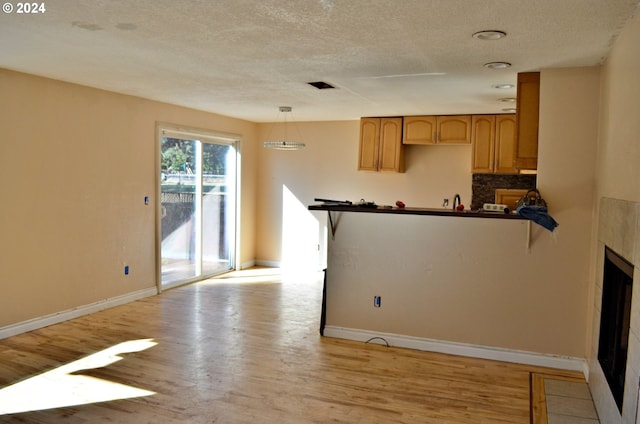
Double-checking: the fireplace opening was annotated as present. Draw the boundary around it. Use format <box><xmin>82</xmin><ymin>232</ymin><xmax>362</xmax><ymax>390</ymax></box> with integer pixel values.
<box><xmin>598</xmin><ymin>246</ymin><xmax>634</xmax><ymax>413</ymax></box>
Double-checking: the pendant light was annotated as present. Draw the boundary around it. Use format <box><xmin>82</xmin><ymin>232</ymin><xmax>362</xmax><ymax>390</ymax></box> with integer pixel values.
<box><xmin>263</xmin><ymin>106</ymin><xmax>306</xmax><ymax>150</ymax></box>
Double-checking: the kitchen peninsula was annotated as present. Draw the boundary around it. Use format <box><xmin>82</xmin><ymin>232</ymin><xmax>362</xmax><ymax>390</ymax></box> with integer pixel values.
<box><xmin>309</xmin><ymin>203</ymin><xmax>526</xmax><ymax>220</ymax></box>
<box><xmin>309</xmin><ymin>203</ymin><xmax>582</xmax><ymax>371</ymax></box>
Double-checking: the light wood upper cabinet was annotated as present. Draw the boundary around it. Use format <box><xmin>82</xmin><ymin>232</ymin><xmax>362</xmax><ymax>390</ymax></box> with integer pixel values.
<box><xmin>359</xmin><ymin>118</ymin><xmax>379</xmax><ymax>171</ymax></box>
<box><xmin>515</xmin><ymin>72</ymin><xmax>540</xmax><ymax>170</ymax></box>
<box><xmin>437</xmin><ymin>115</ymin><xmax>472</xmax><ymax>144</ymax></box>
<box><xmin>471</xmin><ymin>115</ymin><xmax>495</xmax><ymax>173</ymax></box>
<box><xmin>358</xmin><ymin>117</ymin><xmax>404</xmax><ymax>172</ymax></box>
<box><xmin>494</xmin><ymin>115</ymin><xmax>517</xmax><ymax>174</ymax></box>
<box><xmin>403</xmin><ymin>115</ymin><xmax>471</xmax><ymax>145</ymax></box>
<box><xmin>403</xmin><ymin>116</ymin><xmax>436</xmax><ymax>144</ymax></box>
<box><xmin>471</xmin><ymin>114</ymin><xmax>517</xmax><ymax>174</ymax></box>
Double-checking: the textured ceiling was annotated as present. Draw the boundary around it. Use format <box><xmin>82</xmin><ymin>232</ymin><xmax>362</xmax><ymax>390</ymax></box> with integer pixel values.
<box><xmin>0</xmin><ymin>0</ymin><xmax>638</xmax><ymax>122</ymax></box>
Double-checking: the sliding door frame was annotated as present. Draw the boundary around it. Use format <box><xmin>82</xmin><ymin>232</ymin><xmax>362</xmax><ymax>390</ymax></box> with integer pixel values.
<box><xmin>155</xmin><ymin>122</ymin><xmax>242</xmax><ymax>292</ymax></box>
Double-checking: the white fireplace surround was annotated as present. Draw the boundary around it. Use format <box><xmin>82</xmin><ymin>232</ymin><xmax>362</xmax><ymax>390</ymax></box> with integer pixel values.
<box><xmin>590</xmin><ymin>197</ymin><xmax>640</xmax><ymax>424</ymax></box>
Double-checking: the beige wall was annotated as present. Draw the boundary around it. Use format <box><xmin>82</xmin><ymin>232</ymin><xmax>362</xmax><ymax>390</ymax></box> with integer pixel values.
<box><xmin>255</xmin><ymin>121</ymin><xmax>473</xmax><ymax>266</ymax></box>
<box><xmin>324</xmin><ymin>212</ymin><xmax>584</xmax><ymax>356</ymax></box>
<box><xmin>587</xmin><ymin>11</ymin><xmax>640</xmax><ymax>423</ymax></box>
<box><xmin>254</xmin><ymin>68</ymin><xmax>600</xmax><ymax>358</ymax></box>
<box><xmin>596</xmin><ymin>10</ymin><xmax>640</xmax><ymax>204</ymax></box>
<box><xmin>0</xmin><ymin>69</ymin><xmax>258</xmax><ymax>328</ymax></box>
<box><xmin>537</xmin><ymin>67</ymin><xmax>601</xmax><ymax>358</ymax></box>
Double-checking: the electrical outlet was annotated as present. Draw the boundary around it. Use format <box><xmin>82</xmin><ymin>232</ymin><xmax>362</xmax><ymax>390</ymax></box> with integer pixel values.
<box><xmin>374</xmin><ymin>296</ymin><xmax>381</xmax><ymax>307</ymax></box>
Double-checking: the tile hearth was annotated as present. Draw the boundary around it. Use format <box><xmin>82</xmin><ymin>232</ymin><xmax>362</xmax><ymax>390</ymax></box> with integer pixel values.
<box><xmin>545</xmin><ymin>379</ymin><xmax>599</xmax><ymax>424</ymax></box>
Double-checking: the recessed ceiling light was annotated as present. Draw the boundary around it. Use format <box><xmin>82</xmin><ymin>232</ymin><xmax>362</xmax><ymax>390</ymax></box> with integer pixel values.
<box><xmin>502</xmin><ymin>108</ymin><xmax>517</xmax><ymax>113</ymax></box>
<box><xmin>494</xmin><ymin>83</ymin><xmax>515</xmax><ymax>89</ymax></box>
<box><xmin>472</xmin><ymin>30</ymin><xmax>506</xmax><ymax>40</ymax></box>
<box><xmin>498</xmin><ymin>97</ymin><xmax>516</xmax><ymax>102</ymax></box>
<box><xmin>484</xmin><ymin>62</ymin><xmax>511</xmax><ymax>69</ymax></box>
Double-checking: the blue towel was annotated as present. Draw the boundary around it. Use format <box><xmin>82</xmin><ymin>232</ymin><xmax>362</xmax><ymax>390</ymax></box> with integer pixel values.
<box><xmin>517</xmin><ymin>205</ymin><xmax>559</xmax><ymax>232</ymax></box>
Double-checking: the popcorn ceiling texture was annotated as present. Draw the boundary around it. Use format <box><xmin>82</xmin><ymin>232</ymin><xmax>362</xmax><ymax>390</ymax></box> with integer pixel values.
<box><xmin>0</xmin><ymin>0</ymin><xmax>636</xmax><ymax>122</ymax></box>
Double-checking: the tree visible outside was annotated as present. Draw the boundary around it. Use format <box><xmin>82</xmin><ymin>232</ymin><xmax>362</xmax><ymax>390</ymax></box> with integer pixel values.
<box><xmin>161</xmin><ymin>137</ymin><xmax>228</xmax><ymax>176</ymax></box>
<box><xmin>160</xmin><ymin>135</ymin><xmax>234</xmax><ymax>282</ymax></box>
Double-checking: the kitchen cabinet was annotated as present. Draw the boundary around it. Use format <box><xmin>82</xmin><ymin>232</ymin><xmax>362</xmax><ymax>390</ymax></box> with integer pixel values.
<box><xmin>472</xmin><ymin>114</ymin><xmax>517</xmax><ymax>173</ymax></box>
<box><xmin>495</xmin><ymin>188</ymin><xmax>529</xmax><ymax>211</ymax></box>
<box><xmin>438</xmin><ymin>115</ymin><xmax>472</xmax><ymax>144</ymax></box>
<box><xmin>471</xmin><ymin>115</ymin><xmax>495</xmax><ymax>172</ymax></box>
<box><xmin>403</xmin><ymin>116</ymin><xmax>436</xmax><ymax>144</ymax></box>
<box><xmin>403</xmin><ymin>115</ymin><xmax>471</xmax><ymax>145</ymax></box>
<box><xmin>358</xmin><ymin>117</ymin><xmax>404</xmax><ymax>172</ymax></box>
<box><xmin>514</xmin><ymin>72</ymin><xmax>540</xmax><ymax>170</ymax></box>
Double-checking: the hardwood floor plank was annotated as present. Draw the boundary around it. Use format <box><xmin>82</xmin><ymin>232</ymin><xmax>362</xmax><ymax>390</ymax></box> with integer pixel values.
<box><xmin>0</xmin><ymin>269</ymin><xmax>579</xmax><ymax>423</ymax></box>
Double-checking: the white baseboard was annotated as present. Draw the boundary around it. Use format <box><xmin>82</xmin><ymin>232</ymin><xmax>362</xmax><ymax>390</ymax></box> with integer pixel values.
<box><xmin>240</xmin><ymin>259</ymin><xmax>256</xmax><ymax>269</ymax></box>
<box><xmin>253</xmin><ymin>260</ymin><xmax>325</xmax><ymax>272</ymax></box>
<box><xmin>324</xmin><ymin>326</ymin><xmax>587</xmax><ymax>375</ymax></box>
<box><xmin>255</xmin><ymin>259</ymin><xmax>281</xmax><ymax>268</ymax></box>
<box><xmin>0</xmin><ymin>287</ymin><xmax>158</xmax><ymax>340</ymax></box>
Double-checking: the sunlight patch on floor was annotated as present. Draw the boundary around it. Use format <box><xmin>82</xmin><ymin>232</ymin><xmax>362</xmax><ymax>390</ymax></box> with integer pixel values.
<box><xmin>0</xmin><ymin>339</ymin><xmax>157</xmax><ymax>415</ymax></box>
<box><xmin>202</xmin><ymin>267</ymin><xmax>284</xmax><ymax>285</ymax></box>
<box><xmin>202</xmin><ymin>267</ymin><xmax>324</xmax><ymax>285</ymax></box>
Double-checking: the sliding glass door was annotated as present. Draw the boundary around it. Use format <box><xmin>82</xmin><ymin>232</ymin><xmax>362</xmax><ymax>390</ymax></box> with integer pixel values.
<box><xmin>159</xmin><ymin>127</ymin><xmax>237</xmax><ymax>289</ymax></box>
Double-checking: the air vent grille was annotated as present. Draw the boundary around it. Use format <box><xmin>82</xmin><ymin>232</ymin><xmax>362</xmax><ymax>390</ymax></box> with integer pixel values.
<box><xmin>307</xmin><ymin>81</ymin><xmax>335</xmax><ymax>90</ymax></box>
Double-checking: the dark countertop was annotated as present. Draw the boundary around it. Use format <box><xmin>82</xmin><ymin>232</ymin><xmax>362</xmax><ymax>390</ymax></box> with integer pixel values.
<box><xmin>308</xmin><ymin>204</ymin><xmax>527</xmax><ymax>220</ymax></box>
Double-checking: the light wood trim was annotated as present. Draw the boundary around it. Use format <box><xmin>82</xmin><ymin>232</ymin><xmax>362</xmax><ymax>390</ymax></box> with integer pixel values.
<box><xmin>531</xmin><ymin>373</ymin><xmax>548</xmax><ymax>424</ymax></box>
<box><xmin>531</xmin><ymin>371</ymin><xmax>585</xmax><ymax>424</ymax></box>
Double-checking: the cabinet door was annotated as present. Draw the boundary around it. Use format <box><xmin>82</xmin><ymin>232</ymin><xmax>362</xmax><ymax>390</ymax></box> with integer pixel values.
<box><xmin>378</xmin><ymin>117</ymin><xmax>404</xmax><ymax>172</ymax></box>
<box><xmin>471</xmin><ymin>115</ymin><xmax>495</xmax><ymax>173</ymax></box>
<box><xmin>495</xmin><ymin>189</ymin><xmax>529</xmax><ymax>211</ymax></box>
<box><xmin>358</xmin><ymin>118</ymin><xmax>380</xmax><ymax>171</ymax></box>
<box><xmin>403</xmin><ymin>116</ymin><xmax>436</xmax><ymax>144</ymax></box>
<box><xmin>437</xmin><ymin>115</ymin><xmax>471</xmax><ymax>144</ymax></box>
<box><xmin>494</xmin><ymin>114</ymin><xmax>517</xmax><ymax>174</ymax></box>
<box><xmin>515</xmin><ymin>72</ymin><xmax>540</xmax><ymax>169</ymax></box>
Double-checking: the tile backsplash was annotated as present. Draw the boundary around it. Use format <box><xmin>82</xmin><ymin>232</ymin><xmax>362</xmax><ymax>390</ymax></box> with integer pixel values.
<box><xmin>471</xmin><ymin>174</ymin><xmax>537</xmax><ymax>209</ymax></box>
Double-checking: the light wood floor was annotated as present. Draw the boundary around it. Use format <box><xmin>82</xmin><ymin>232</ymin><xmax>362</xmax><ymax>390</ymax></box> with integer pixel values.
<box><xmin>0</xmin><ymin>268</ymin><xmax>582</xmax><ymax>423</ymax></box>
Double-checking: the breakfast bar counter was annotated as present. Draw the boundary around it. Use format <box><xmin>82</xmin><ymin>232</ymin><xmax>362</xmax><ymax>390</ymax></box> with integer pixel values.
<box><xmin>308</xmin><ymin>203</ymin><xmax>527</xmax><ymax>218</ymax></box>
<box><xmin>307</xmin><ymin>203</ymin><xmax>579</xmax><ymax>371</ymax></box>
